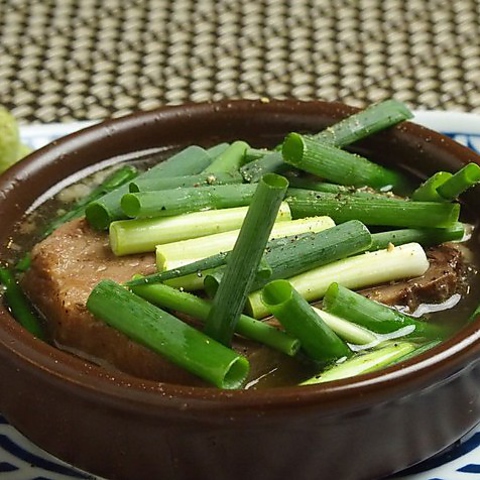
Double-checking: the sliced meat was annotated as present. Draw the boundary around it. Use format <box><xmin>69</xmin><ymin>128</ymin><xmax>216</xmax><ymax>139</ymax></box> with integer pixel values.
<box><xmin>360</xmin><ymin>244</ymin><xmax>467</xmax><ymax>311</ymax></box>
<box><xmin>21</xmin><ymin>217</ymin><xmax>281</xmax><ymax>386</ymax></box>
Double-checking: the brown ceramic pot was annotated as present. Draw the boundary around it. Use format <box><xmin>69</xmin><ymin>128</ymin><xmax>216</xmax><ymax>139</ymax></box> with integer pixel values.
<box><xmin>0</xmin><ymin>100</ymin><xmax>479</xmax><ymax>480</ymax></box>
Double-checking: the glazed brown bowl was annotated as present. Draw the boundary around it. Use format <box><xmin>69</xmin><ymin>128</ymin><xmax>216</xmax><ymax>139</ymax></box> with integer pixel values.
<box><xmin>0</xmin><ymin>100</ymin><xmax>480</xmax><ymax>480</ymax></box>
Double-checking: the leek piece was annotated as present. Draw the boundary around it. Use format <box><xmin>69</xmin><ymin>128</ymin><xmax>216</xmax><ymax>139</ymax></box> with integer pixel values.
<box><xmin>311</xmin><ymin>307</ymin><xmax>377</xmax><ymax>345</ymax></box>
<box><xmin>121</xmin><ymin>183</ymin><xmax>259</xmax><ymax>219</ymax></box>
<box><xmin>156</xmin><ymin>215</ymin><xmax>334</xmax><ymax>271</ymax></box>
<box><xmin>132</xmin><ymin>250</ymin><xmax>266</xmax><ymax>288</ymax></box>
<box><xmin>436</xmin><ymin>163</ymin><xmax>480</xmax><ymax>200</ymax></box>
<box><xmin>240</xmin><ymin>151</ymin><xmax>289</xmax><ymax>183</ymax></box>
<box><xmin>323</xmin><ymin>283</ymin><xmax>442</xmax><ymax>338</ymax></box>
<box><xmin>240</xmin><ymin>99</ymin><xmax>413</xmax><ymax>183</ymax></box>
<box><xmin>261</xmin><ymin>280</ymin><xmax>351</xmax><ymax>363</ymax></box>
<box><xmin>204</xmin><ymin>174</ymin><xmax>289</xmax><ymax>346</ymax></box>
<box><xmin>369</xmin><ymin>223</ymin><xmax>465</xmax><ymax>251</ymax></box>
<box><xmin>388</xmin><ymin>340</ymin><xmax>441</xmax><ymax>363</ymax></box>
<box><xmin>129</xmin><ymin>171</ymin><xmax>243</xmax><ymax>192</ymax></box>
<box><xmin>204</xmin><ymin>220</ymin><xmax>372</xmax><ymax>296</ymax></box>
<box><xmin>246</xmin><ymin>242</ymin><xmax>429</xmax><ymax>318</ymax></box>
<box><xmin>287</xmin><ymin>177</ymin><xmax>390</xmax><ymax>198</ymax></box>
<box><xmin>144</xmin><ymin>145</ymin><xmax>213</xmax><ymax>177</ymax></box>
<box><xmin>0</xmin><ymin>267</ymin><xmax>45</xmax><ymax>339</ymax></box>
<box><xmin>84</xmin><ymin>185</ymin><xmax>131</xmax><ymax>231</ymax></box>
<box><xmin>247</xmin><ymin>219</ymin><xmax>372</xmax><ymax>291</ymax></box>
<box><xmin>470</xmin><ymin>302</ymin><xmax>480</xmax><ymax>322</ymax></box>
<box><xmin>411</xmin><ymin>171</ymin><xmax>452</xmax><ymax>202</ymax></box>
<box><xmin>130</xmin><ymin>242</ymin><xmax>271</xmax><ymax>289</ymax></box>
<box><xmin>164</xmin><ymin>269</ymin><xmax>214</xmax><ymax>291</ymax></box>
<box><xmin>14</xmin><ymin>253</ymin><xmax>31</xmax><ymax>272</ymax></box>
<box><xmin>287</xmin><ymin>189</ymin><xmax>460</xmax><ymax>228</ymax></box>
<box><xmin>127</xmin><ymin>252</ymin><xmax>229</xmax><ymax>286</ymax></box>
<box><xmin>244</xmin><ymin>147</ymin><xmax>269</xmax><ymax>162</ymax></box>
<box><xmin>282</xmin><ymin>133</ymin><xmax>411</xmax><ymax>191</ymax></box>
<box><xmin>85</xmin><ymin>145</ymin><xmax>212</xmax><ymax>230</ymax></box>
<box><xmin>130</xmin><ymin>280</ymin><xmax>300</xmax><ymax>356</ymax></box>
<box><xmin>86</xmin><ymin>279</ymin><xmax>249</xmax><ymax>389</ymax></box>
<box><xmin>109</xmin><ymin>202</ymin><xmax>291</xmax><ymax>256</ymax></box>
<box><xmin>203</xmin><ymin>140</ymin><xmax>250</xmax><ymax>173</ymax></box>
<box><xmin>312</xmin><ymin>99</ymin><xmax>413</xmax><ymax>146</ymax></box>
<box><xmin>301</xmin><ymin>341</ymin><xmax>416</xmax><ymax>385</ymax></box>
<box><xmin>131</xmin><ymin>221</ymin><xmax>332</xmax><ymax>290</ymax></box>
<box><xmin>206</xmin><ymin>142</ymin><xmax>230</xmax><ymax>159</ymax></box>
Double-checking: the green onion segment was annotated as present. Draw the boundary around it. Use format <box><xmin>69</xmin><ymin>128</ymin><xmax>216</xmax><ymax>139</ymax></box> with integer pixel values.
<box><xmin>262</xmin><ymin>279</ymin><xmax>351</xmax><ymax>363</ymax></box>
<box><xmin>204</xmin><ymin>173</ymin><xmax>289</xmax><ymax>346</ymax></box>
<box><xmin>86</xmin><ymin>279</ymin><xmax>249</xmax><ymax>389</ymax></box>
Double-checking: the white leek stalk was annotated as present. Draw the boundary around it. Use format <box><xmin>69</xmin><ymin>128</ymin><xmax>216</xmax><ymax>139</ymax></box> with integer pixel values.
<box><xmin>110</xmin><ymin>202</ymin><xmax>291</xmax><ymax>256</ymax></box>
<box><xmin>248</xmin><ymin>242</ymin><xmax>429</xmax><ymax>318</ymax></box>
<box><xmin>156</xmin><ymin>215</ymin><xmax>335</xmax><ymax>271</ymax></box>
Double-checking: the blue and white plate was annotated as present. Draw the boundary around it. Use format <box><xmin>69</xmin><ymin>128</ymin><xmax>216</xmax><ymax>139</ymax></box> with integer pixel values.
<box><xmin>0</xmin><ymin>111</ymin><xmax>479</xmax><ymax>480</ymax></box>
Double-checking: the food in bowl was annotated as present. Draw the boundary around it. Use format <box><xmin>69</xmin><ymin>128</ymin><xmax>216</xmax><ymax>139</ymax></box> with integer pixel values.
<box><xmin>0</xmin><ymin>99</ymin><xmax>479</xmax><ymax>480</ymax></box>
<box><xmin>2</xmin><ymin>99</ymin><xmax>479</xmax><ymax>390</ymax></box>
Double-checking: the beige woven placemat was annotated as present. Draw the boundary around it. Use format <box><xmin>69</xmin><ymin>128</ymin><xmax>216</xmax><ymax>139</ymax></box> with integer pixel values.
<box><xmin>1</xmin><ymin>0</ymin><xmax>479</xmax><ymax>123</ymax></box>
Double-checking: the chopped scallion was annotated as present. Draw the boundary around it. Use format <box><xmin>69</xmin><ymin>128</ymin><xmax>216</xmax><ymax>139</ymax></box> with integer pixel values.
<box><xmin>261</xmin><ymin>279</ymin><xmax>351</xmax><ymax>363</ymax></box>
<box><xmin>86</xmin><ymin>279</ymin><xmax>249</xmax><ymax>389</ymax></box>
<box><xmin>130</xmin><ymin>279</ymin><xmax>300</xmax><ymax>356</ymax></box>
<box><xmin>204</xmin><ymin>174</ymin><xmax>289</xmax><ymax>346</ymax></box>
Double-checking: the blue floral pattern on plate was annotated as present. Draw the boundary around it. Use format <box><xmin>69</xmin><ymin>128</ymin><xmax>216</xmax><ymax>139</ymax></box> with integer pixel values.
<box><xmin>0</xmin><ymin>112</ymin><xmax>478</xmax><ymax>480</ymax></box>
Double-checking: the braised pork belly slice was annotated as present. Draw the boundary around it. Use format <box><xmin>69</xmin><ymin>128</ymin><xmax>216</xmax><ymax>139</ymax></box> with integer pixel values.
<box><xmin>22</xmin><ymin>218</ymin><xmax>286</xmax><ymax>386</ymax></box>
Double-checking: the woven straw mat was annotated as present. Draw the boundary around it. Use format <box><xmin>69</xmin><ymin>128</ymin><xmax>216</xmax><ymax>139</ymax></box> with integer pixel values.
<box><xmin>1</xmin><ymin>0</ymin><xmax>479</xmax><ymax>122</ymax></box>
